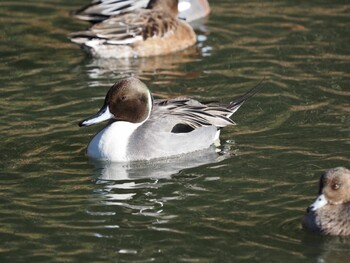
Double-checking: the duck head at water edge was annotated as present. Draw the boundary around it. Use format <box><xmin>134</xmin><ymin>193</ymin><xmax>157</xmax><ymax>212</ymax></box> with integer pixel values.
<box><xmin>303</xmin><ymin>167</ymin><xmax>350</xmax><ymax>236</ymax></box>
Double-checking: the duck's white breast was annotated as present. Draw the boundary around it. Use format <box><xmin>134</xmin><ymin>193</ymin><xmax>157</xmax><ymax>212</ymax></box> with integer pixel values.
<box><xmin>87</xmin><ymin>121</ymin><xmax>141</xmax><ymax>162</ymax></box>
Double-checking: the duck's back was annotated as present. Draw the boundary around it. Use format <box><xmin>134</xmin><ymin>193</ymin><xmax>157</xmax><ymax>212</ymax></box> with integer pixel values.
<box><xmin>126</xmin><ymin>113</ymin><xmax>219</xmax><ymax>161</ymax></box>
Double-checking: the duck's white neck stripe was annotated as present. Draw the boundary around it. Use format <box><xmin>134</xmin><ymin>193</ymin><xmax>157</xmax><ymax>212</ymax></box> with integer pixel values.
<box><xmin>146</xmin><ymin>89</ymin><xmax>153</xmax><ymax>119</ymax></box>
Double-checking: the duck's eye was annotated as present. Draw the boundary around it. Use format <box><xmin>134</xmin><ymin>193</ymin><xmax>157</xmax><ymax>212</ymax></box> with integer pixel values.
<box><xmin>332</xmin><ymin>183</ymin><xmax>340</xmax><ymax>190</ymax></box>
<box><xmin>121</xmin><ymin>95</ymin><xmax>127</xmax><ymax>101</ymax></box>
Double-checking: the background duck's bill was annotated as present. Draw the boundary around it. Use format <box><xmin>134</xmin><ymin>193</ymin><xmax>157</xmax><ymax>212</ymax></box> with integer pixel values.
<box><xmin>309</xmin><ymin>194</ymin><xmax>328</xmax><ymax>212</ymax></box>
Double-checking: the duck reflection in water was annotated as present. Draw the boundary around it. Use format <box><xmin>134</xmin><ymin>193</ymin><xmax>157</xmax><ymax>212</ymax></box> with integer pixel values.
<box><xmin>83</xmin><ymin>46</ymin><xmax>203</xmax><ymax>84</ymax></box>
<box><xmin>91</xmin><ymin>144</ymin><xmax>235</xmax><ymax>181</ymax></box>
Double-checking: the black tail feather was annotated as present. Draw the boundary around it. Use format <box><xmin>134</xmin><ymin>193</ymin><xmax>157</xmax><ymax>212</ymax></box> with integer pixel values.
<box><xmin>228</xmin><ymin>78</ymin><xmax>265</xmax><ymax>110</ymax></box>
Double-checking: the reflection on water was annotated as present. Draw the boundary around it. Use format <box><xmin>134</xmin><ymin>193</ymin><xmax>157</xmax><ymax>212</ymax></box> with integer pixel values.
<box><xmin>301</xmin><ymin>235</ymin><xmax>350</xmax><ymax>263</ymax></box>
<box><xmin>84</xmin><ymin>46</ymin><xmax>201</xmax><ymax>84</ymax></box>
<box><xmin>0</xmin><ymin>0</ymin><xmax>349</xmax><ymax>262</ymax></box>
<box><xmin>81</xmin><ymin>32</ymin><xmax>211</xmax><ymax>87</ymax></box>
<box><xmin>93</xmin><ymin>145</ymin><xmax>233</xmax><ymax>181</ymax></box>
<box><xmin>89</xmin><ymin>145</ymin><xmax>235</xmax><ymax>222</ymax></box>
<box><xmin>318</xmin><ymin>238</ymin><xmax>350</xmax><ymax>263</ymax></box>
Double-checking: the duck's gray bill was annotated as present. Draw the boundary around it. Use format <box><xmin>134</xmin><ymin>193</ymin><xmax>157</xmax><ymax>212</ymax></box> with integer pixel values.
<box><xmin>79</xmin><ymin>105</ymin><xmax>113</xmax><ymax>127</ymax></box>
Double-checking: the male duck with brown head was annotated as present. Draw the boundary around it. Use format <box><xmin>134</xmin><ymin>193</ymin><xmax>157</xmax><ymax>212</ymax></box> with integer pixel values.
<box><xmin>69</xmin><ymin>0</ymin><xmax>196</xmax><ymax>58</ymax></box>
<box><xmin>79</xmin><ymin>77</ymin><xmax>263</xmax><ymax>162</ymax></box>
<box><xmin>303</xmin><ymin>167</ymin><xmax>350</xmax><ymax>236</ymax></box>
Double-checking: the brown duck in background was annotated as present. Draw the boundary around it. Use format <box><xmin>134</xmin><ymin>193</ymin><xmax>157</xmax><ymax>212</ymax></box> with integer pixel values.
<box><xmin>302</xmin><ymin>167</ymin><xmax>350</xmax><ymax>236</ymax></box>
<box><xmin>69</xmin><ymin>0</ymin><xmax>196</xmax><ymax>59</ymax></box>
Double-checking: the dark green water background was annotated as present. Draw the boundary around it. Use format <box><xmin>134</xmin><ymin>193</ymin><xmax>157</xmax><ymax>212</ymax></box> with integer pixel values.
<box><xmin>0</xmin><ymin>0</ymin><xmax>349</xmax><ymax>262</ymax></box>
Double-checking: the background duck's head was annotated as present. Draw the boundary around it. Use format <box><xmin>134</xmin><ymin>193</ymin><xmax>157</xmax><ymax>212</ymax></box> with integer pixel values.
<box><xmin>79</xmin><ymin>77</ymin><xmax>153</xmax><ymax>127</ymax></box>
<box><xmin>308</xmin><ymin>167</ymin><xmax>350</xmax><ymax>212</ymax></box>
<box><xmin>319</xmin><ymin>167</ymin><xmax>350</xmax><ymax>205</ymax></box>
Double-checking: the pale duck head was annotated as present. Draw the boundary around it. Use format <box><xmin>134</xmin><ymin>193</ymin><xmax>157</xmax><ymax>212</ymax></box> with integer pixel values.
<box><xmin>79</xmin><ymin>77</ymin><xmax>153</xmax><ymax>127</ymax></box>
<box><xmin>308</xmin><ymin>167</ymin><xmax>350</xmax><ymax>212</ymax></box>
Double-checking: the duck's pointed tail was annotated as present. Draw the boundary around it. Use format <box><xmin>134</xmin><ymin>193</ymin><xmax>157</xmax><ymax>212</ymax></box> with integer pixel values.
<box><xmin>228</xmin><ymin>78</ymin><xmax>265</xmax><ymax>115</ymax></box>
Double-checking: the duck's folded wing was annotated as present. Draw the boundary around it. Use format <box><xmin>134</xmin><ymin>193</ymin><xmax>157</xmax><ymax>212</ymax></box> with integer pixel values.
<box><xmin>152</xmin><ymin>99</ymin><xmax>235</xmax><ymax>133</ymax></box>
<box><xmin>69</xmin><ymin>10</ymin><xmax>179</xmax><ymax>45</ymax></box>
<box><xmin>72</xmin><ymin>0</ymin><xmax>149</xmax><ymax>23</ymax></box>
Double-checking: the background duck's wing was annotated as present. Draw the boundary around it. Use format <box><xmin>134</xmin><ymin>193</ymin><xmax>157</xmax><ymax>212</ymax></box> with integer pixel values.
<box><xmin>69</xmin><ymin>10</ymin><xmax>179</xmax><ymax>45</ymax></box>
<box><xmin>72</xmin><ymin>0</ymin><xmax>149</xmax><ymax>23</ymax></box>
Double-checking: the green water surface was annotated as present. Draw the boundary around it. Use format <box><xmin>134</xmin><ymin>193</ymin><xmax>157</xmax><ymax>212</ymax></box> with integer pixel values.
<box><xmin>0</xmin><ymin>0</ymin><xmax>349</xmax><ymax>262</ymax></box>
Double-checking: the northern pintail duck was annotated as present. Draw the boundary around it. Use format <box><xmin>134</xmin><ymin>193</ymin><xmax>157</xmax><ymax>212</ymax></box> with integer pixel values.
<box><xmin>302</xmin><ymin>167</ymin><xmax>350</xmax><ymax>236</ymax></box>
<box><xmin>79</xmin><ymin>77</ymin><xmax>262</xmax><ymax>162</ymax></box>
<box><xmin>69</xmin><ymin>0</ymin><xmax>196</xmax><ymax>58</ymax></box>
<box><xmin>72</xmin><ymin>0</ymin><xmax>210</xmax><ymax>23</ymax></box>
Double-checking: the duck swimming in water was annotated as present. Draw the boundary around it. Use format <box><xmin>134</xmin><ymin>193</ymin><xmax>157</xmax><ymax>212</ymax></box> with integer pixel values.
<box><xmin>79</xmin><ymin>77</ymin><xmax>263</xmax><ymax>162</ymax></box>
<box><xmin>303</xmin><ymin>167</ymin><xmax>350</xmax><ymax>236</ymax></box>
<box><xmin>69</xmin><ymin>0</ymin><xmax>197</xmax><ymax>58</ymax></box>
